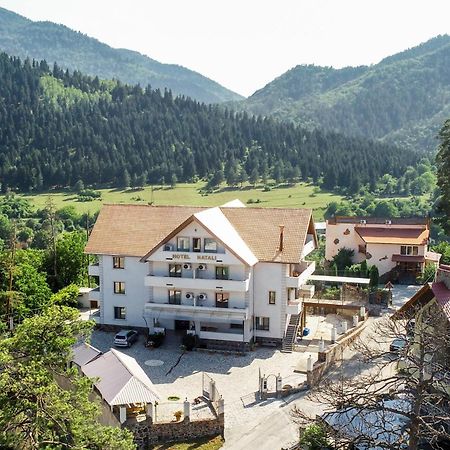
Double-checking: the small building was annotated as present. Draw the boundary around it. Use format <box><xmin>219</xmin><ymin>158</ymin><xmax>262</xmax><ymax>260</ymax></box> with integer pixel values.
<box><xmin>325</xmin><ymin>216</ymin><xmax>440</xmax><ymax>279</ymax></box>
<box><xmin>85</xmin><ymin>202</ymin><xmax>318</xmax><ymax>350</ymax></box>
<box><xmin>71</xmin><ymin>342</ymin><xmax>102</xmax><ymax>369</ymax></box>
<box><xmin>78</xmin><ymin>287</ymin><xmax>95</xmax><ymax>308</ymax></box>
<box><xmin>81</xmin><ymin>348</ymin><xmax>160</xmax><ymax>425</ymax></box>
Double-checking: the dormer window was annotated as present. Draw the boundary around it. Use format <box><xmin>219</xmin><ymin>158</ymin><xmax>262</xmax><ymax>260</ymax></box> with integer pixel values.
<box><xmin>204</xmin><ymin>238</ymin><xmax>217</xmax><ymax>253</ymax></box>
<box><xmin>193</xmin><ymin>237</ymin><xmax>201</xmax><ymax>252</ymax></box>
<box><xmin>177</xmin><ymin>237</ymin><xmax>190</xmax><ymax>252</ymax></box>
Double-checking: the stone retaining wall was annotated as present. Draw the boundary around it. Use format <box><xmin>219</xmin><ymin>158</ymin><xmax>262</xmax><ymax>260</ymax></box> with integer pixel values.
<box><xmin>128</xmin><ymin>416</ymin><xmax>224</xmax><ymax>449</ymax></box>
<box><xmin>307</xmin><ymin>318</ymin><xmax>367</xmax><ymax>387</ymax></box>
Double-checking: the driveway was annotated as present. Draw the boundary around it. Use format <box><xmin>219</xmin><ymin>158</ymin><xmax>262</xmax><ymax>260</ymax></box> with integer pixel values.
<box><xmin>90</xmin><ymin>330</ymin><xmax>306</xmax><ymax>445</ymax></box>
<box><xmin>390</xmin><ymin>284</ymin><xmax>421</xmax><ymax>309</ymax></box>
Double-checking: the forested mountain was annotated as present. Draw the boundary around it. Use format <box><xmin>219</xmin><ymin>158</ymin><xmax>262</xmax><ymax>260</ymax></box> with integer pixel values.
<box><xmin>0</xmin><ymin>53</ymin><xmax>418</xmax><ymax>193</ymax></box>
<box><xmin>241</xmin><ymin>35</ymin><xmax>450</xmax><ymax>153</ymax></box>
<box><xmin>0</xmin><ymin>7</ymin><xmax>242</xmax><ymax>104</ymax></box>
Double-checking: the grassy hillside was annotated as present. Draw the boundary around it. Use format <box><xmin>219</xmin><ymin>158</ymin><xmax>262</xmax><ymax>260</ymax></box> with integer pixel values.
<box><xmin>0</xmin><ymin>7</ymin><xmax>242</xmax><ymax>104</ymax></box>
<box><xmin>20</xmin><ymin>182</ymin><xmax>343</xmax><ymax>220</ymax></box>
<box><xmin>242</xmin><ymin>35</ymin><xmax>450</xmax><ymax>153</ymax></box>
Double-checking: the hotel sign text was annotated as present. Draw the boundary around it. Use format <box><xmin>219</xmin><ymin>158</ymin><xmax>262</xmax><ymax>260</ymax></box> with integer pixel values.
<box><xmin>172</xmin><ymin>254</ymin><xmax>217</xmax><ymax>261</ymax></box>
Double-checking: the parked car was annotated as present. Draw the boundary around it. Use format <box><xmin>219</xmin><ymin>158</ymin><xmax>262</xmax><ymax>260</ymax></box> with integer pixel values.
<box><xmin>114</xmin><ymin>329</ymin><xmax>138</xmax><ymax>347</ymax></box>
<box><xmin>390</xmin><ymin>337</ymin><xmax>408</xmax><ymax>353</ymax></box>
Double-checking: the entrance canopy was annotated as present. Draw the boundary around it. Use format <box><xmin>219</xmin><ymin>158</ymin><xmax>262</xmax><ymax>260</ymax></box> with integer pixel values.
<box><xmin>309</xmin><ymin>275</ymin><xmax>370</xmax><ymax>284</ymax></box>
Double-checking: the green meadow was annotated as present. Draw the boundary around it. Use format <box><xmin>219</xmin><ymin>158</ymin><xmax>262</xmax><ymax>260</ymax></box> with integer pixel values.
<box><xmin>19</xmin><ymin>182</ymin><xmax>343</xmax><ymax>220</ymax></box>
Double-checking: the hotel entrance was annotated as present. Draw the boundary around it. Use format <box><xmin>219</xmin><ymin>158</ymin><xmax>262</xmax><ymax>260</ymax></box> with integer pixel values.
<box><xmin>174</xmin><ymin>320</ymin><xmax>190</xmax><ymax>330</ymax></box>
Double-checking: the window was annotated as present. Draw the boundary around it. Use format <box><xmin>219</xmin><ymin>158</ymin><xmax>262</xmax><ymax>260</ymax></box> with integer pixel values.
<box><xmin>114</xmin><ymin>307</ymin><xmax>126</xmax><ymax>320</ymax></box>
<box><xmin>256</xmin><ymin>317</ymin><xmax>270</xmax><ymax>331</ymax></box>
<box><xmin>268</xmin><ymin>291</ymin><xmax>276</xmax><ymax>305</ymax></box>
<box><xmin>215</xmin><ymin>292</ymin><xmax>229</xmax><ymax>308</ymax></box>
<box><xmin>177</xmin><ymin>237</ymin><xmax>190</xmax><ymax>252</ymax></box>
<box><xmin>400</xmin><ymin>245</ymin><xmax>419</xmax><ymax>256</ymax></box>
<box><xmin>169</xmin><ymin>264</ymin><xmax>182</xmax><ymax>278</ymax></box>
<box><xmin>215</xmin><ymin>266</ymin><xmax>229</xmax><ymax>280</ymax></box>
<box><xmin>168</xmin><ymin>289</ymin><xmax>181</xmax><ymax>305</ymax></box>
<box><xmin>193</xmin><ymin>237</ymin><xmax>201</xmax><ymax>253</ymax></box>
<box><xmin>230</xmin><ymin>322</ymin><xmax>244</xmax><ymax>330</ymax></box>
<box><xmin>113</xmin><ymin>256</ymin><xmax>125</xmax><ymax>269</ymax></box>
<box><xmin>113</xmin><ymin>282</ymin><xmax>126</xmax><ymax>294</ymax></box>
<box><xmin>204</xmin><ymin>238</ymin><xmax>217</xmax><ymax>253</ymax></box>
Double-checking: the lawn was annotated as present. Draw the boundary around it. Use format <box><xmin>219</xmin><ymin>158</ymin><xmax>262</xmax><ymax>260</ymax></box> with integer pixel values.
<box><xmin>150</xmin><ymin>435</ymin><xmax>224</xmax><ymax>450</ymax></box>
<box><xmin>20</xmin><ymin>181</ymin><xmax>343</xmax><ymax>220</ymax></box>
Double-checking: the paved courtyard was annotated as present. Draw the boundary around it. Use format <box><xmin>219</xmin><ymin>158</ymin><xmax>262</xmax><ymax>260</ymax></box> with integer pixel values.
<box><xmin>87</xmin><ymin>284</ymin><xmax>420</xmax><ymax>449</ymax></box>
<box><xmin>90</xmin><ymin>330</ymin><xmax>306</xmax><ymax>439</ymax></box>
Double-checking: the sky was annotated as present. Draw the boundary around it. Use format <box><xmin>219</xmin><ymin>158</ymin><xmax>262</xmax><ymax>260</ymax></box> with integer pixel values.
<box><xmin>0</xmin><ymin>0</ymin><xmax>449</xmax><ymax>97</ymax></box>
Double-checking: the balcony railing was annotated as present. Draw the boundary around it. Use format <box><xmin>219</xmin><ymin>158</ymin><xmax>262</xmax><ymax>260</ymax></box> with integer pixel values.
<box><xmin>88</xmin><ymin>263</ymin><xmax>100</xmax><ymax>276</ymax></box>
<box><xmin>199</xmin><ymin>330</ymin><xmax>244</xmax><ymax>342</ymax></box>
<box><xmin>144</xmin><ymin>302</ymin><xmax>249</xmax><ymax>320</ymax></box>
<box><xmin>144</xmin><ymin>274</ymin><xmax>250</xmax><ymax>292</ymax></box>
<box><xmin>89</xmin><ymin>287</ymin><xmax>100</xmax><ymax>300</ymax></box>
<box><xmin>287</xmin><ymin>299</ymin><xmax>303</xmax><ymax>315</ymax></box>
<box><xmin>286</xmin><ymin>261</ymin><xmax>316</xmax><ymax>288</ymax></box>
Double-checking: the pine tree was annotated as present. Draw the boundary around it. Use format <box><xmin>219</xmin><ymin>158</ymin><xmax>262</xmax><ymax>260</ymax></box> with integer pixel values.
<box><xmin>437</xmin><ymin>119</ymin><xmax>450</xmax><ymax>234</ymax></box>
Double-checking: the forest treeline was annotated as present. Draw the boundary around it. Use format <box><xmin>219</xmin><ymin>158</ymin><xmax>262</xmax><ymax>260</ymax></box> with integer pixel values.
<box><xmin>0</xmin><ymin>53</ymin><xmax>419</xmax><ymax>193</ymax></box>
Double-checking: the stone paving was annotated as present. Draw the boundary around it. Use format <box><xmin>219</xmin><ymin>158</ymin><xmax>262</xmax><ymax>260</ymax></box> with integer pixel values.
<box><xmin>86</xmin><ymin>284</ymin><xmax>420</xmax><ymax>448</ymax></box>
<box><xmin>90</xmin><ymin>330</ymin><xmax>306</xmax><ymax>432</ymax></box>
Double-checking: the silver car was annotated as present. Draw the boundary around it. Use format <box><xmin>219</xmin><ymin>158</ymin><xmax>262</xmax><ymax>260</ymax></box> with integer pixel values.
<box><xmin>113</xmin><ymin>329</ymin><xmax>138</xmax><ymax>347</ymax></box>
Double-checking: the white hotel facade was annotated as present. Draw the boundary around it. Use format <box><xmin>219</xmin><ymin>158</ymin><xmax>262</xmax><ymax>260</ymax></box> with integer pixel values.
<box><xmin>86</xmin><ymin>201</ymin><xmax>317</xmax><ymax>350</ymax></box>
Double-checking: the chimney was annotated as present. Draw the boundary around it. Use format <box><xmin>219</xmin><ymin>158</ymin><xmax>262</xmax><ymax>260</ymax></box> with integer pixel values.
<box><xmin>279</xmin><ymin>225</ymin><xmax>285</xmax><ymax>252</ymax></box>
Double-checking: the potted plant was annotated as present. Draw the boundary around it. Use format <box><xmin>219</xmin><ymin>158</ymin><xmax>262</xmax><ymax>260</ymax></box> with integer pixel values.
<box><xmin>174</xmin><ymin>410</ymin><xmax>183</xmax><ymax>421</ymax></box>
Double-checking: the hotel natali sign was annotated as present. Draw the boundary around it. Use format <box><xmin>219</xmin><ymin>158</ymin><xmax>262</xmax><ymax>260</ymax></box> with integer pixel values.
<box><xmin>172</xmin><ymin>254</ymin><xmax>217</xmax><ymax>261</ymax></box>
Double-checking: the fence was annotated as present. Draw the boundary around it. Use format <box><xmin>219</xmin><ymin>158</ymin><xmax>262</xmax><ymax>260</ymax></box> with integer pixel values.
<box><xmin>202</xmin><ymin>372</ymin><xmax>222</xmax><ymax>414</ymax></box>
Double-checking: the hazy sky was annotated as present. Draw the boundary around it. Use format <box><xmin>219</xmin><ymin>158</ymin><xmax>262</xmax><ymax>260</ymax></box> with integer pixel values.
<box><xmin>0</xmin><ymin>0</ymin><xmax>449</xmax><ymax>96</ymax></box>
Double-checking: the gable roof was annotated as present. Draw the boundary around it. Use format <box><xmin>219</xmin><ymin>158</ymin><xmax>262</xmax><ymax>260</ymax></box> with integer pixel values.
<box><xmin>328</xmin><ymin>216</ymin><xmax>429</xmax><ymax>226</ymax></box>
<box><xmin>355</xmin><ymin>226</ymin><xmax>429</xmax><ymax>245</ymax></box>
<box><xmin>81</xmin><ymin>348</ymin><xmax>159</xmax><ymax>405</ymax></box>
<box><xmin>86</xmin><ymin>204</ymin><xmax>315</xmax><ymax>264</ymax></box>
<box><xmin>71</xmin><ymin>342</ymin><xmax>102</xmax><ymax>367</ymax></box>
<box><xmin>392</xmin><ymin>280</ymin><xmax>450</xmax><ymax>322</ymax></box>
<box><xmin>85</xmin><ymin>204</ymin><xmax>203</xmax><ymax>257</ymax></box>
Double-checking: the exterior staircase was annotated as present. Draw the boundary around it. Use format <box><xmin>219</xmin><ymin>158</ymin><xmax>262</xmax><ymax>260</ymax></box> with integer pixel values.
<box><xmin>281</xmin><ymin>314</ymin><xmax>301</xmax><ymax>353</ymax></box>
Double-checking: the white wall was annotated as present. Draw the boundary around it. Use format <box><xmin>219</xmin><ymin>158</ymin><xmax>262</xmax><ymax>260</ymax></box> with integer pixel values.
<box><xmin>101</xmin><ymin>255</ymin><xmax>148</xmax><ymax>327</ymax></box>
<box><xmin>325</xmin><ymin>223</ymin><xmax>364</xmax><ymax>262</ymax></box>
<box><xmin>252</xmin><ymin>262</ymin><xmax>286</xmax><ymax>340</ymax></box>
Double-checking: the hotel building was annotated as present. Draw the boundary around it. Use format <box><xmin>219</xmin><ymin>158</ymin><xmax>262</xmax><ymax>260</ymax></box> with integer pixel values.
<box><xmin>85</xmin><ymin>202</ymin><xmax>317</xmax><ymax>350</ymax></box>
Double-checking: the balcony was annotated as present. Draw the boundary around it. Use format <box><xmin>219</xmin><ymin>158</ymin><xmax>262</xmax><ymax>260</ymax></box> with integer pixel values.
<box><xmin>301</xmin><ymin>234</ymin><xmax>316</xmax><ymax>259</ymax></box>
<box><xmin>286</xmin><ymin>261</ymin><xmax>316</xmax><ymax>288</ymax></box>
<box><xmin>89</xmin><ymin>287</ymin><xmax>100</xmax><ymax>301</ymax></box>
<box><xmin>286</xmin><ymin>300</ymin><xmax>302</xmax><ymax>315</ymax></box>
<box><xmin>199</xmin><ymin>329</ymin><xmax>244</xmax><ymax>342</ymax></box>
<box><xmin>88</xmin><ymin>263</ymin><xmax>100</xmax><ymax>276</ymax></box>
<box><xmin>144</xmin><ymin>302</ymin><xmax>249</xmax><ymax>321</ymax></box>
<box><xmin>144</xmin><ymin>275</ymin><xmax>250</xmax><ymax>292</ymax></box>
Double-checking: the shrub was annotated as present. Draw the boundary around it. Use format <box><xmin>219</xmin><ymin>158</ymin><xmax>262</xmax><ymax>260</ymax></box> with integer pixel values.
<box><xmin>50</xmin><ymin>284</ymin><xmax>79</xmax><ymax>307</ymax></box>
<box><xmin>369</xmin><ymin>265</ymin><xmax>380</xmax><ymax>290</ymax></box>
<box><xmin>182</xmin><ymin>333</ymin><xmax>198</xmax><ymax>351</ymax></box>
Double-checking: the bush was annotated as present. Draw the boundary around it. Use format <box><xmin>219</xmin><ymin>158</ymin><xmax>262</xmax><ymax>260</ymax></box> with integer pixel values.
<box><xmin>369</xmin><ymin>265</ymin><xmax>379</xmax><ymax>290</ymax></box>
<box><xmin>299</xmin><ymin>423</ymin><xmax>330</xmax><ymax>449</ymax></box>
<box><xmin>50</xmin><ymin>284</ymin><xmax>79</xmax><ymax>307</ymax></box>
<box><xmin>182</xmin><ymin>333</ymin><xmax>198</xmax><ymax>351</ymax></box>
<box><xmin>77</xmin><ymin>189</ymin><xmax>101</xmax><ymax>202</ymax></box>
<box><xmin>146</xmin><ymin>332</ymin><xmax>165</xmax><ymax>348</ymax></box>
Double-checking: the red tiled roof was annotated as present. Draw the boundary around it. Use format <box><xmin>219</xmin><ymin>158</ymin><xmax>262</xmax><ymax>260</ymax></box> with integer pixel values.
<box><xmin>355</xmin><ymin>226</ymin><xmax>429</xmax><ymax>245</ymax></box>
<box><xmin>392</xmin><ymin>254</ymin><xmax>425</xmax><ymax>263</ymax></box>
<box><xmin>431</xmin><ymin>281</ymin><xmax>450</xmax><ymax>321</ymax></box>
